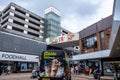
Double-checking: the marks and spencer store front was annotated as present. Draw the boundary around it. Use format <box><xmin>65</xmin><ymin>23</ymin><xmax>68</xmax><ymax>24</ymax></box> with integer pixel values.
<box><xmin>0</xmin><ymin>51</ymin><xmax>39</xmax><ymax>72</ymax></box>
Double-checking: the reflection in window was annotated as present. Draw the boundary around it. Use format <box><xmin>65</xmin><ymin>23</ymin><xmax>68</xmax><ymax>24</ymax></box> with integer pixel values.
<box><xmin>103</xmin><ymin>62</ymin><xmax>112</xmax><ymax>73</ymax></box>
<box><xmin>114</xmin><ymin>0</ymin><xmax>120</xmax><ymax>20</ymax></box>
<box><xmin>18</xmin><ymin>62</ymin><xmax>33</xmax><ymax>71</ymax></box>
<box><xmin>82</xmin><ymin>34</ymin><xmax>97</xmax><ymax>50</ymax></box>
<box><xmin>100</xmin><ymin>31</ymin><xmax>105</xmax><ymax>50</ymax></box>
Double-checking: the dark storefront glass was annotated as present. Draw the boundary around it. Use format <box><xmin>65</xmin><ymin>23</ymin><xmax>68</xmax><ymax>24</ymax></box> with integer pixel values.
<box><xmin>82</xmin><ymin>34</ymin><xmax>97</xmax><ymax>50</ymax></box>
<box><xmin>17</xmin><ymin>62</ymin><xmax>34</xmax><ymax>72</ymax></box>
<box><xmin>103</xmin><ymin>62</ymin><xmax>112</xmax><ymax>73</ymax></box>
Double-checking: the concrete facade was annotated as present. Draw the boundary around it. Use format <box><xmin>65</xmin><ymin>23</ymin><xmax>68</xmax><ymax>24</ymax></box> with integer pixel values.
<box><xmin>0</xmin><ymin>2</ymin><xmax>44</xmax><ymax>41</ymax></box>
<box><xmin>0</xmin><ymin>30</ymin><xmax>47</xmax><ymax>56</ymax></box>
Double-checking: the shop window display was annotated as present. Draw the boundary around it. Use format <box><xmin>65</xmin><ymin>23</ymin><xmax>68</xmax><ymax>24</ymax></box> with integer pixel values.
<box><xmin>103</xmin><ymin>62</ymin><xmax>112</xmax><ymax>73</ymax></box>
<box><xmin>18</xmin><ymin>62</ymin><xmax>33</xmax><ymax>72</ymax></box>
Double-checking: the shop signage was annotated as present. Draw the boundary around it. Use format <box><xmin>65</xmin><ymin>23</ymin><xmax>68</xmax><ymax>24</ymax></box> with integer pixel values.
<box><xmin>0</xmin><ymin>51</ymin><xmax>39</xmax><ymax>62</ymax></box>
<box><xmin>1</xmin><ymin>54</ymin><xmax>26</xmax><ymax>60</ymax></box>
<box><xmin>46</xmin><ymin>33</ymin><xmax>79</xmax><ymax>44</ymax></box>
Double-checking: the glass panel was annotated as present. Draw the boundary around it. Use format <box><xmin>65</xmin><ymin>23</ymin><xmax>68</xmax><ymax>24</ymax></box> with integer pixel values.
<box><xmin>109</xmin><ymin>0</ymin><xmax>120</xmax><ymax>49</ymax></box>
<box><xmin>82</xmin><ymin>34</ymin><xmax>97</xmax><ymax>50</ymax></box>
<box><xmin>103</xmin><ymin>62</ymin><xmax>112</xmax><ymax>73</ymax></box>
<box><xmin>114</xmin><ymin>0</ymin><xmax>120</xmax><ymax>20</ymax></box>
<box><xmin>100</xmin><ymin>31</ymin><xmax>105</xmax><ymax>50</ymax></box>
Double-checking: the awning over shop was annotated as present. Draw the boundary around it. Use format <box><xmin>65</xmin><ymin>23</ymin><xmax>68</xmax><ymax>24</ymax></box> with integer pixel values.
<box><xmin>73</xmin><ymin>50</ymin><xmax>111</xmax><ymax>61</ymax></box>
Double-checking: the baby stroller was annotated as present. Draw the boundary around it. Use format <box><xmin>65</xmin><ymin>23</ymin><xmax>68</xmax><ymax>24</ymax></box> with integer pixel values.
<box><xmin>31</xmin><ymin>69</ymin><xmax>37</xmax><ymax>79</ymax></box>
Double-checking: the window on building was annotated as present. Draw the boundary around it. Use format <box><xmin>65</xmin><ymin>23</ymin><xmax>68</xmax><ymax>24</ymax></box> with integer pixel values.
<box><xmin>3</xmin><ymin>7</ymin><xmax>10</xmax><ymax>13</ymax></box>
<box><xmin>15</xmin><ymin>8</ymin><xmax>26</xmax><ymax>15</ymax></box>
<box><xmin>28</xmin><ymin>31</ymin><xmax>39</xmax><ymax>37</ymax></box>
<box><xmin>100</xmin><ymin>31</ymin><xmax>105</xmax><ymax>50</ymax></box>
<box><xmin>14</xmin><ymin>14</ymin><xmax>25</xmax><ymax>20</ymax></box>
<box><xmin>2</xmin><ymin>13</ymin><xmax>9</xmax><ymax>19</ymax></box>
<box><xmin>1</xmin><ymin>19</ymin><xmax>8</xmax><ymax>25</ymax></box>
<box><xmin>29</xmin><ymin>20</ymin><xmax>39</xmax><ymax>26</ymax></box>
<box><xmin>28</xmin><ymin>26</ymin><xmax>39</xmax><ymax>32</ymax></box>
<box><xmin>13</xmin><ymin>20</ymin><xmax>24</xmax><ymax>26</ymax></box>
<box><xmin>29</xmin><ymin>15</ymin><xmax>40</xmax><ymax>22</ymax></box>
<box><xmin>82</xmin><ymin>34</ymin><xmax>97</xmax><ymax>50</ymax></box>
<box><xmin>12</xmin><ymin>27</ymin><xmax>23</xmax><ymax>32</ymax></box>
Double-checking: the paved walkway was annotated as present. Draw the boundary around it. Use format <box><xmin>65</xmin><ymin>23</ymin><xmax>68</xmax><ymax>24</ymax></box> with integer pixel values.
<box><xmin>71</xmin><ymin>74</ymin><xmax>114</xmax><ymax>80</ymax></box>
<box><xmin>71</xmin><ymin>74</ymin><xmax>95</xmax><ymax>80</ymax></box>
<box><xmin>0</xmin><ymin>73</ymin><xmax>36</xmax><ymax>80</ymax></box>
<box><xmin>0</xmin><ymin>73</ymin><xmax>114</xmax><ymax>80</ymax></box>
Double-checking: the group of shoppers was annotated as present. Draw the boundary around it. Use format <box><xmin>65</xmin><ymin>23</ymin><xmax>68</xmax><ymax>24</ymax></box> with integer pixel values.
<box><xmin>71</xmin><ymin>64</ymin><xmax>101</xmax><ymax>76</ymax></box>
<box><xmin>0</xmin><ymin>64</ymin><xmax>11</xmax><ymax>76</ymax></box>
<box><xmin>71</xmin><ymin>65</ymin><xmax>81</xmax><ymax>75</ymax></box>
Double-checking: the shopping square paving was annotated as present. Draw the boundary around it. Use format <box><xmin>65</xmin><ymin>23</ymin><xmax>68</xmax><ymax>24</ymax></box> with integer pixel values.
<box><xmin>0</xmin><ymin>73</ymin><xmax>114</xmax><ymax>80</ymax></box>
<box><xmin>0</xmin><ymin>73</ymin><xmax>95</xmax><ymax>80</ymax></box>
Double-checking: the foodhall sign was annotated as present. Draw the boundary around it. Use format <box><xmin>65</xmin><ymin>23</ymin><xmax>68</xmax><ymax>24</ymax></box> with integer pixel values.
<box><xmin>1</xmin><ymin>54</ymin><xmax>26</xmax><ymax>60</ymax></box>
<box><xmin>0</xmin><ymin>51</ymin><xmax>39</xmax><ymax>62</ymax></box>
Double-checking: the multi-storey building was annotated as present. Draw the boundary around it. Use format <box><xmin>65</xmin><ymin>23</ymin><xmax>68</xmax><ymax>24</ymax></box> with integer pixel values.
<box><xmin>72</xmin><ymin>15</ymin><xmax>113</xmax><ymax>75</ymax></box>
<box><xmin>44</xmin><ymin>7</ymin><xmax>61</xmax><ymax>38</ymax></box>
<box><xmin>0</xmin><ymin>2</ymin><xmax>47</xmax><ymax>73</ymax></box>
<box><xmin>79</xmin><ymin>15</ymin><xmax>112</xmax><ymax>54</ymax></box>
<box><xmin>0</xmin><ymin>2</ymin><xmax>44</xmax><ymax>41</ymax></box>
<box><xmin>73</xmin><ymin>0</ymin><xmax>120</xmax><ymax>75</ymax></box>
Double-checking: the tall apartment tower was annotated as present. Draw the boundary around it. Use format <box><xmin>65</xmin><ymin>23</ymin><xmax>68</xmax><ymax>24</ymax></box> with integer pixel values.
<box><xmin>44</xmin><ymin>7</ymin><xmax>61</xmax><ymax>38</ymax></box>
<box><xmin>0</xmin><ymin>2</ymin><xmax>44</xmax><ymax>41</ymax></box>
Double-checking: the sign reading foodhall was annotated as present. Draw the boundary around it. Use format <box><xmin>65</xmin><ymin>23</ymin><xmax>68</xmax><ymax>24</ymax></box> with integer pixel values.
<box><xmin>0</xmin><ymin>51</ymin><xmax>39</xmax><ymax>62</ymax></box>
<box><xmin>2</xmin><ymin>53</ymin><xmax>26</xmax><ymax>60</ymax></box>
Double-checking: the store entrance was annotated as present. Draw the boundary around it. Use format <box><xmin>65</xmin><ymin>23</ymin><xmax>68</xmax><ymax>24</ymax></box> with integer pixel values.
<box><xmin>16</xmin><ymin>62</ymin><xmax>38</xmax><ymax>72</ymax></box>
<box><xmin>0</xmin><ymin>61</ymin><xmax>38</xmax><ymax>73</ymax></box>
<box><xmin>0</xmin><ymin>61</ymin><xmax>17</xmax><ymax>73</ymax></box>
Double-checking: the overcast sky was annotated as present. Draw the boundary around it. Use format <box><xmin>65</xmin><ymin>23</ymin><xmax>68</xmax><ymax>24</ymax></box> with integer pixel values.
<box><xmin>0</xmin><ymin>0</ymin><xmax>114</xmax><ymax>33</ymax></box>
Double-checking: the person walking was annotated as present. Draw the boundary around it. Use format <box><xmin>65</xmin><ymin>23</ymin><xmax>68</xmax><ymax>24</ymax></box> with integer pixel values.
<box><xmin>71</xmin><ymin>66</ymin><xmax>74</xmax><ymax>75</ymax></box>
<box><xmin>35</xmin><ymin>65</ymin><xmax>40</xmax><ymax>78</ymax></box>
<box><xmin>75</xmin><ymin>65</ymin><xmax>79</xmax><ymax>75</ymax></box>
<box><xmin>6</xmin><ymin>65</ymin><xmax>11</xmax><ymax>75</ymax></box>
<box><xmin>85</xmin><ymin>66</ymin><xmax>90</xmax><ymax>76</ymax></box>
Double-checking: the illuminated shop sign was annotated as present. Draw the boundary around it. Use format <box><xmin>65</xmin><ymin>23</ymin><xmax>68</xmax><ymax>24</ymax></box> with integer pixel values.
<box><xmin>0</xmin><ymin>51</ymin><xmax>39</xmax><ymax>62</ymax></box>
<box><xmin>44</xmin><ymin>52</ymin><xmax>57</xmax><ymax>59</ymax></box>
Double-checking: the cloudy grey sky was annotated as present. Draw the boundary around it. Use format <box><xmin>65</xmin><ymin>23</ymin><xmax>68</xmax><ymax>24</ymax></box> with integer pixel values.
<box><xmin>0</xmin><ymin>0</ymin><xmax>114</xmax><ymax>33</ymax></box>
